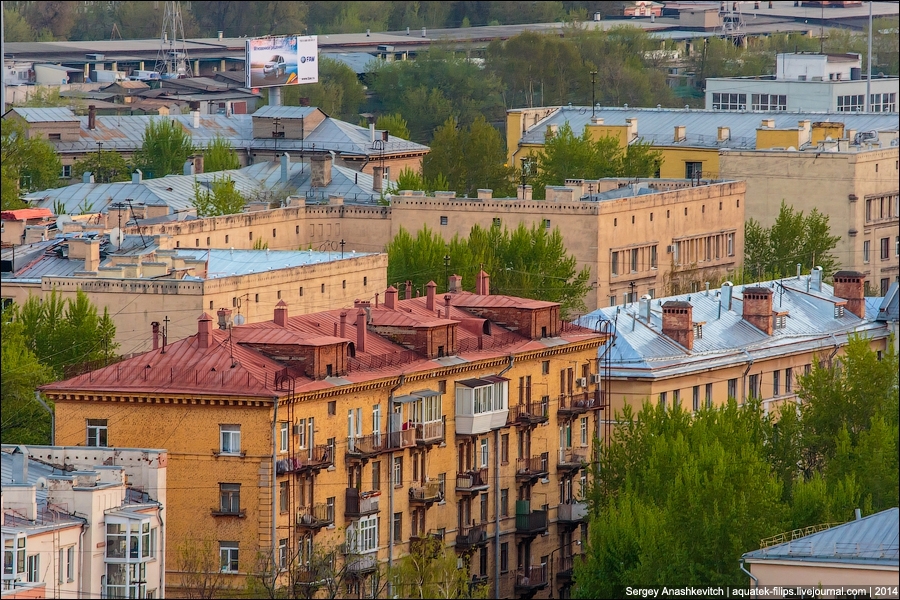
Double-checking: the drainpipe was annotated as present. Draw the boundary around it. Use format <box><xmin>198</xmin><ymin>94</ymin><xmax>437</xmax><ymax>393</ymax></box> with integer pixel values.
<box><xmin>494</xmin><ymin>355</ymin><xmax>515</xmax><ymax>599</ymax></box>
<box><xmin>827</xmin><ymin>333</ymin><xmax>840</xmax><ymax>365</ymax></box>
<box><xmin>156</xmin><ymin>503</ymin><xmax>166</xmax><ymax>595</ymax></box>
<box><xmin>271</xmin><ymin>394</ymin><xmax>279</xmax><ymax>586</ymax></box>
<box><xmin>740</xmin><ymin>349</ymin><xmax>754</xmax><ymax>404</ymax></box>
<box><xmin>740</xmin><ymin>558</ymin><xmax>758</xmax><ymax>589</ymax></box>
<box><xmin>34</xmin><ymin>391</ymin><xmax>54</xmax><ymax>444</ymax></box>
<box><xmin>387</xmin><ymin>374</ymin><xmax>406</xmax><ymax>598</ymax></box>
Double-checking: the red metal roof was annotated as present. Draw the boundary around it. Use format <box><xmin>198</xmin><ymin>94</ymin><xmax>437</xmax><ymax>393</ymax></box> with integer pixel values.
<box><xmin>449</xmin><ymin>291</ymin><xmax>557</xmax><ymax>310</ymax></box>
<box><xmin>1</xmin><ymin>208</ymin><xmax>53</xmax><ymax>221</ymax></box>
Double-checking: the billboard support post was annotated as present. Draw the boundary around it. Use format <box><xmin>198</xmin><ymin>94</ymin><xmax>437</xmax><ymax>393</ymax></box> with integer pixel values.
<box><xmin>270</xmin><ymin>87</ymin><xmax>282</xmax><ymax>107</ymax></box>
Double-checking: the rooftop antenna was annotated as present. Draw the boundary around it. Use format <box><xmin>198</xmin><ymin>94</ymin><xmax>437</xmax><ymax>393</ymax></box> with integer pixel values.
<box><xmin>125</xmin><ymin>199</ymin><xmax>148</xmax><ymax>249</ymax></box>
<box><xmin>155</xmin><ymin>1</ymin><xmax>192</xmax><ymax>79</ymax></box>
<box><xmin>110</xmin><ymin>23</ymin><xmax>122</xmax><ymax>41</ymax></box>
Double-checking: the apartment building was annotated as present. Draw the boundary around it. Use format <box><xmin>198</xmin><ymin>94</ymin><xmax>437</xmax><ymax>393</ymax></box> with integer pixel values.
<box><xmin>1</xmin><ymin>445</ymin><xmax>167</xmax><ymax>599</ymax></box>
<box><xmin>575</xmin><ymin>269</ymin><xmax>891</xmax><ymax>418</ymax></box>
<box><xmin>40</xmin><ymin>273</ymin><xmax>608</xmax><ymax>599</ymax></box>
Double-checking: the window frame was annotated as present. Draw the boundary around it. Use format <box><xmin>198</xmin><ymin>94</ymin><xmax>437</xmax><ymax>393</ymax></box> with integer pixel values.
<box><xmin>87</xmin><ymin>419</ymin><xmax>109</xmax><ymax>447</ymax></box>
<box><xmin>219</xmin><ymin>542</ymin><xmax>239</xmax><ymax>573</ymax></box>
<box><xmin>219</xmin><ymin>425</ymin><xmax>241</xmax><ymax>455</ymax></box>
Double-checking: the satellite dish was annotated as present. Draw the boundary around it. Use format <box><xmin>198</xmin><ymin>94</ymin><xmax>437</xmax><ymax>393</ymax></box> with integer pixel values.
<box><xmin>234</xmin><ymin>314</ymin><xmax>246</xmax><ymax>326</ymax></box>
<box><xmin>36</xmin><ymin>477</ymin><xmax>47</xmax><ymax>489</ymax></box>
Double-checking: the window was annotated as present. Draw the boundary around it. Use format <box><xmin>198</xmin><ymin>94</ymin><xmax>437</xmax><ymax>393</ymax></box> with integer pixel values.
<box><xmin>658</xmin><ymin>391</ymin><xmax>667</xmax><ymax>409</ymax></box>
<box><xmin>544</xmin><ymin>219</ymin><xmax>551</xmax><ymax>229</ymax></box>
<box><xmin>580</xmin><ymin>417</ymin><xmax>589</xmax><ymax>446</ymax></box>
<box><xmin>631</xmin><ymin>248</ymin><xmax>639</xmax><ymax>273</ymax></box>
<box><xmin>279</xmin><ymin>481</ymin><xmax>288</xmax><ymax>513</ymax></box>
<box><xmin>751</xmin><ymin>93</ymin><xmax>787</xmax><ymax>111</ymax></box>
<box><xmin>837</xmin><ymin>94</ymin><xmax>864</xmax><ymax>112</ymax></box>
<box><xmin>342</xmin><ymin>280</ymin><xmax>346</xmax><ymax>289</ymax></box>
<box><xmin>440</xmin><ymin>216</ymin><xmax>448</xmax><ymax>226</ymax></box>
<box><xmin>880</xmin><ymin>237</ymin><xmax>890</xmax><ymax>260</ymax></box>
<box><xmin>60</xmin><ymin>165</ymin><xmax>72</xmax><ymax>178</ymax></box>
<box><xmin>863</xmin><ymin>240</ymin><xmax>871</xmax><ymax>263</ymax></box>
<box><xmin>280</xmin><ymin>422</ymin><xmax>288</xmax><ymax>453</ymax></box>
<box><xmin>480</xmin><ymin>492</ymin><xmax>489</xmax><ymax>522</ymax></box>
<box><xmin>278</xmin><ymin>539</ymin><xmax>287</xmax><ymax>570</ymax></box>
<box><xmin>393</xmin><ymin>457</ymin><xmax>402</xmax><ymax>487</ymax></box>
<box><xmin>692</xmin><ymin>386</ymin><xmax>700</xmax><ymax>412</ymax></box>
<box><xmin>492</xmin><ymin>217</ymin><xmax>501</xmax><ymax>228</ymax></box>
<box><xmin>49</xmin><ymin>133</ymin><xmax>61</xmax><ymax>140</ymax></box>
<box><xmin>672</xmin><ymin>389</ymin><xmax>681</xmax><ymax>408</ymax></box>
<box><xmin>26</xmin><ymin>554</ymin><xmax>38</xmax><ymax>583</ymax></box>
<box><xmin>220</xmin><ymin>425</ymin><xmax>241</xmax><ymax>454</ymax></box>
<box><xmin>67</xmin><ymin>545</ymin><xmax>75</xmax><ymax>581</ymax></box>
<box><xmin>372</xmin><ymin>460</ymin><xmax>381</xmax><ymax>490</ymax></box>
<box><xmin>299</xmin><ymin>286</ymin><xmax>304</xmax><ymax>297</ymax></box>
<box><xmin>219</xmin><ymin>483</ymin><xmax>241</xmax><ymax>514</ymax></box>
<box><xmin>870</xmin><ymin>92</ymin><xmax>897</xmax><ymax>113</ymax></box>
<box><xmin>705</xmin><ymin>383</ymin><xmax>713</xmax><ymax>408</ymax></box>
<box><xmin>611</xmin><ymin>251</ymin><xmax>618</xmax><ymax>276</ymax></box>
<box><xmin>480</xmin><ymin>438</ymin><xmax>489</xmax><ymax>467</ymax></box>
<box><xmin>785</xmin><ymin>368</ymin><xmax>793</xmax><ymax>394</ymax></box>
<box><xmin>650</xmin><ymin>245</ymin><xmax>658</xmax><ymax>269</ymax></box>
<box><xmin>220</xmin><ymin>542</ymin><xmax>239</xmax><ymax>573</ymax></box>
<box><xmin>255</xmin><ymin>293</ymin><xmax>259</xmax><ymax>303</ymax></box>
<box><xmin>5</xmin><ymin>536</ymin><xmax>26</xmax><ymax>577</ymax></box>
<box><xmin>501</xmin><ymin>434</ymin><xmax>509</xmax><ymax>464</ymax></box>
<box><xmin>364</xmin><ymin>276</ymin><xmax>368</xmax><ymax>286</ymax></box>
<box><xmin>749</xmin><ymin>374</ymin><xmax>760</xmax><ymax>399</ymax></box>
<box><xmin>87</xmin><ymin>419</ymin><xmax>108</xmax><ymax>447</ymax></box>
<box><xmin>711</xmin><ymin>92</ymin><xmax>747</xmax><ymax>110</ymax></box>
<box><xmin>352</xmin><ymin>515</ymin><xmax>379</xmax><ymax>553</ymax></box>
<box><xmin>773</xmin><ymin>370</ymin><xmax>780</xmax><ymax>396</ymax></box>
<box><xmin>881</xmin><ymin>278</ymin><xmax>890</xmax><ymax>296</ymax></box>
<box><xmin>500</xmin><ymin>542</ymin><xmax>509</xmax><ymax>573</ymax></box>
<box><xmin>393</xmin><ymin>513</ymin><xmax>402</xmax><ymax>544</ymax></box>
<box><xmin>225</xmin><ymin>234</ymin><xmax>229</xmax><ymax>243</ymax></box>
<box><xmin>685</xmin><ymin>162</ymin><xmax>702</xmax><ymax>179</ymax></box>
<box><xmin>320</xmin><ymin>283</ymin><xmax>325</xmax><ymax>294</ymax></box>
<box><xmin>438</xmin><ymin>473</ymin><xmax>446</xmax><ymax>496</ymax></box>
<box><xmin>728</xmin><ymin>378</ymin><xmax>737</xmax><ymax>399</ymax></box>
<box><xmin>726</xmin><ymin>233</ymin><xmax>735</xmax><ymax>257</ymax></box>
<box><xmin>297</xmin><ymin>418</ymin><xmax>307</xmax><ymax>448</ymax></box>
<box><xmin>501</xmin><ymin>489</ymin><xmax>509</xmax><ymax>517</ymax></box>
<box><xmin>609</xmin><ymin>295</ymin><xmax>617</xmax><ymax>307</ymax></box>
<box><xmin>479</xmin><ymin>547</ymin><xmax>488</xmax><ymax>576</ymax></box>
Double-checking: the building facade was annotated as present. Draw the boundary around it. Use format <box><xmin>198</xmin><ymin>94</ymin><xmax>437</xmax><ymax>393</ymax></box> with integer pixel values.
<box><xmin>41</xmin><ymin>274</ymin><xmax>608</xmax><ymax>599</ymax></box>
<box><xmin>1</xmin><ymin>445</ymin><xmax>167</xmax><ymax>599</ymax></box>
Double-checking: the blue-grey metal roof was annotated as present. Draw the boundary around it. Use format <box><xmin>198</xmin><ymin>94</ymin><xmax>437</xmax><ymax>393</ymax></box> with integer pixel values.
<box><xmin>877</xmin><ymin>283</ymin><xmax>899</xmax><ymax>322</ymax></box>
<box><xmin>238</xmin><ymin>159</ymin><xmax>383</xmax><ymax>203</ymax></box>
<box><xmin>574</xmin><ymin>275</ymin><xmax>891</xmax><ymax>379</ymax></box>
<box><xmin>519</xmin><ymin>106</ymin><xmax>900</xmax><ymax>150</ymax></box>
<box><xmin>743</xmin><ymin>508</ymin><xmax>899</xmax><ymax>567</ymax></box>
<box><xmin>322</xmin><ymin>52</ymin><xmax>380</xmax><ymax>75</ymax></box>
<box><xmin>253</xmin><ymin>105</ymin><xmax>320</xmax><ymax>119</ymax></box>
<box><xmin>180</xmin><ymin>248</ymin><xmax>375</xmax><ymax>279</ymax></box>
<box><xmin>10</xmin><ymin>107</ymin><xmax>78</xmax><ymax>123</ymax></box>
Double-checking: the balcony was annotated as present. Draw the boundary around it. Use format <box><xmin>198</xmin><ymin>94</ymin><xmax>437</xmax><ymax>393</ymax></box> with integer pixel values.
<box><xmin>413</xmin><ymin>418</ymin><xmax>445</xmax><ymax>446</ymax></box>
<box><xmin>346</xmin><ymin>429</ymin><xmax>416</xmax><ymax>460</ymax></box>
<box><xmin>296</xmin><ymin>502</ymin><xmax>334</xmax><ymax>530</ymax></box>
<box><xmin>409</xmin><ymin>480</ymin><xmax>444</xmax><ymax>505</ymax></box>
<box><xmin>557</xmin><ymin>448</ymin><xmax>588</xmax><ymax>473</ymax></box>
<box><xmin>515</xmin><ymin>453</ymin><xmax>549</xmax><ymax>482</ymax></box>
<box><xmin>514</xmin><ymin>564</ymin><xmax>548</xmax><ymax>594</ymax></box>
<box><xmin>556</xmin><ymin>555</ymin><xmax>580</xmax><ymax>581</ymax></box>
<box><xmin>455</xmin><ymin>523</ymin><xmax>488</xmax><ymax>550</ymax></box>
<box><xmin>455</xmin><ymin>377</ymin><xmax>510</xmax><ymax>435</ymax></box>
<box><xmin>455</xmin><ymin>467</ymin><xmax>489</xmax><ymax>495</ymax></box>
<box><xmin>508</xmin><ymin>399</ymin><xmax>549</xmax><ymax>426</ymax></box>
<box><xmin>344</xmin><ymin>488</ymin><xmax>380</xmax><ymax>519</ymax></box>
<box><xmin>557</xmin><ymin>390</ymin><xmax>598</xmax><ymax>416</ymax></box>
<box><xmin>515</xmin><ymin>510</ymin><xmax>548</xmax><ymax>538</ymax></box>
<box><xmin>339</xmin><ymin>544</ymin><xmax>378</xmax><ymax>575</ymax></box>
<box><xmin>557</xmin><ymin>501</ymin><xmax>588</xmax><ymax>524</ymax></box>
<box><xmin>276</xmin><ymin>443</ymin><xmax>334</xmax><ymax>475</ymax></box>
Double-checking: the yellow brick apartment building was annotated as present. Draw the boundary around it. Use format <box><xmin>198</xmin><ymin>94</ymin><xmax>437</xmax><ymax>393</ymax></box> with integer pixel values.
<box><xmin>42</xmin><ymin>272</ymin><xmax>608</xmax><ymax>599</ymax></box>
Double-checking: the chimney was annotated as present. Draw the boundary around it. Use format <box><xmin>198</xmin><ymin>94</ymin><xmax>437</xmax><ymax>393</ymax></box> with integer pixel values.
<box><xmin>810</xmin><ymin>266</ymin><xmax>823</xmax><ymax>292</ymax></box>
<box><xmin>193</xmin><ymin>154</ymin><xmax>204</xmax><ymax>174</ymax></box>
<box><xmin>476</xmin><ymin>270</ymin><xmax>490</xmax><ymax>295</ymax></box>
<box><xmin>88</xmin><ymin>105</ymin><xmax>96</xmax><ymax>130</ymax></box>
<box><xmin>426</xmin><ymin>281</ymin><xmax>437</xmax><ymax>311</ymax></box>
<box><xmin>356</xmin><ymin>308</ymin><xmax>367</xmax><ymax>352</ymax></box>
<box><xmin>370</xmin><ymin>122</ymin><xmax>376</xmax><ymax>144</ymax></box>
<box><xmin>404</xmin><ymin>280</ymin><xmax>412</xmax><ymax>300</ymax></box>
<box><xmin>477</xmin><ymin>189</ymin><xmax>492</xmax><ymax>200</ymax></box>
<box><xmin>281</xmin><ymin>152</ymin><xmax>291</xmax><ymax>184</ymax></box>
<box><xmin>11</xmin><ymin>446</ymin><xmax>29</xmax><ymax>484</ymax></box>
<box><xmin>639</xmin><ymin>295</ymin><xmax>652</xmax><ymax>322</ymax></box>
<box><xmin>217</xmin><ymin>308</ymin><xmax>232</xmax><ymax>330</ymax></box>
<box><xmin>721</xmin><ymin>281</ymin><xmax>734</xmax><ymax>311</ymax></box>
<box><xmin>832</xmin><ymin>271</ymin><xmax>865</xmax><ymax>318</ymax></box>
<box><xmin>132</xmin><ymin>169</ymin><xmax>143</xmax><ymax>184</ymax></box>
<box><xmin>384</xmin><ymin>285</ymin><xmax>398</xmax><ymax>309</ymax></box>
<box><xmin>310</xmin><ymin>154</ymin><xmax>332</xmax><ymax>187</ymax></box>
<box><xmin>372</xmin><ymin>166</ymin><xmax>383</xmax><ymax>192</ymax></box>
<box><xmin>83</xmin><ymin>238</ymin><xmax>100</xmax><ymax>272</ymax></box>
<box><xmin>674</xmin><ymin>125</ymin><xmax>686</xmax><ymax>142</ymax></box>
<box><xmin>448</xmin><ymin>274</ymin><xmax>462</xmax><ymax>293</ymax></box>
<box><xmin>760</xmin><ymin>118</ymin><xmax>775</xmax><ymax>129</ymax></box>
<box><xmin>217</xmin><ymin>30</ymin><xmax>223</xmax><ymax>40</ymax></box>
<box><xmin>183</xmin><ymin>159</ymin><xmax>195</xmax><ymax>176</ymax></box>
<box><xmin>198</xmin><ymin>313</ymin><xmax>213</xmax><ymax>349</ymax></box>
<box><xmin>444</xmin><ymin>294</ymin><xmax>452</xmax><ymax>319</ymax></box>
<box><xmin>274</xmin><ymin>299</ymin><xmax>288</xmax><ymax>327</ymax></box>
<box><xmin>717</xmin><ymin>126</ymin><xmax>731</xmax><ymax>142</ymax></box>
<box><xmin>662</xmin><ymin>301</ymin><xmax>694</xmax><ymax>350</ymax></box>
<box><xmin>798</xmin><ymin>120</ymin><xmax>811</xmax><ymax>145</ymax></box>
<box><xmin>742</xmin><ymin>287</ymin><xmax>774</xmax><ymax>335</ymax></box>
<box><xmin>590</xmin><ymin>117</ymin><xmax>604</xmax><ymax>125</ymax></box>
<box><xmin>152</xmin><ymin>321</ymin><xmax>160</xmax><ymax>350</ymax></box>
<box><xmin>625</xmin><ymin>117</ymin><xmax>638</xmax><ymax>140</ymax></box>
<box><xmin>83</xmin><ymin>172</ymin><xmax>95</xmax><ymax>184</ymax></box>
<box><xmin>192</xmin><ymin>110</ymin><xmax>201</xmax><ymax>129</ymax></box>
<box><xmin>340</xmin><ymin>311</ymin><xmax>348</xmax><ymax>338</ymax></box>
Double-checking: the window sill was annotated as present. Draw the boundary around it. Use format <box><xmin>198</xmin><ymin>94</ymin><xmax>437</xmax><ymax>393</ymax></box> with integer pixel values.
<box><xmin>213</xmin><ymin>450</ymin><xmax>247</xmax><ymax>458</ymax></box>
<box><xmin>211</xmin><ymin>509</ymin><xmax>246</xmax><ymax>518</ymax></box>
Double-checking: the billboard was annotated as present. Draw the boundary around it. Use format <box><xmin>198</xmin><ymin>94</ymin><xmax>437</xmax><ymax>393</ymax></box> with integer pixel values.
<box><xmin>245</xmin><ymin>35</ymin><xmax>318</xmax><ymax>89</ymax></box>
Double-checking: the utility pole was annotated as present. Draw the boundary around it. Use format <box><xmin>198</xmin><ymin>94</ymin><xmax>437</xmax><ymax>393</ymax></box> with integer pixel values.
<box><xmin>590</xmin><ymin>70</ymin><xmax>597</xmax><ymax>117</ymax></box>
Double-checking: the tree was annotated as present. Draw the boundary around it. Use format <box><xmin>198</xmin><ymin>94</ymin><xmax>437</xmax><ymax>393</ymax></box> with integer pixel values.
<box><xmin>135</xmin><ymin>118</ymin><xmax>196</xmax><ymax>178</ymax></box>
<box><xmin>390</xmin><ymin>535</ymin><xmax>488</xmax><ymax>599</ymax></box>
<box><xmin>280</xmin><ymin>58</ymin><xmax>366</xmax><ymax>122</ymax></box>
<box><xmin>203</xmin><ymin>135</ymin><xmax>241</xmax><ymax>173</ymax></box>
<box><xmin>1</xmin><ymin>314</ymin><xmax>55</xmax><ymax>445</ymax></box>
<box><xmin>193</xmin><ymin>176</ymin><xmax>247</xmax><ymax>217</ymax></box>
<box><xmin>71</xmin><ymin>150</ymin><xmax>132</xmax><ymax>184</ymax></box>
<box><xmin>1</xmin><ymin>118</ymin><xmax>63</xmax><ymax>210</ymax></box>
<box><xmin>3</xmin><ymin>7</ymin><xmax>39</xmax><ymax>42</ymax></box>
<box><xmin>174</xmin><ymin>538</ymin><xmax>233</xmax><ymax>599</ymax></box>
<box><xmin>743</xmin><ymin>201</ymin><xmax>841</xmax><ymax>280</ymax></box>
<box><xmin>375</xmin><ymin>113</ymin><xmax>410</xmax><ymax>141</ymax></box>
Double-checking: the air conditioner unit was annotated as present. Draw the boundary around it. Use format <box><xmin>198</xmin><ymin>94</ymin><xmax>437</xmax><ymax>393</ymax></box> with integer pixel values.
<box><xmin>589</xmin><ymin>373</ymin><xmax>601</xmax><ymax>385</ymax></box>
<box><xmin>292</xmin><ymin>424</ymin><xmax>301</xmax><ymax>435</ymax></box>
<box><xmin>576</xmin><ymin>377</ymin><xmax>587</xmax><ymax>388</ymax></box>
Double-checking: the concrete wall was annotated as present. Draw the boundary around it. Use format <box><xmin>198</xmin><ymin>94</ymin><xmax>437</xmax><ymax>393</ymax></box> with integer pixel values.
<box><xmin>748</xmin><ymin>559</ymin><xmax>898</xmax><ymax>590</ymax></box>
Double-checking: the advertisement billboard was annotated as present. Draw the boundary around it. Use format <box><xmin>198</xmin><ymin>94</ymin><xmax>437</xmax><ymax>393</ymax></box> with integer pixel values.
<box><xmin>245</xmin><ymin>35</ymin><xmax>318</xmax><ymax>89</ymax></box>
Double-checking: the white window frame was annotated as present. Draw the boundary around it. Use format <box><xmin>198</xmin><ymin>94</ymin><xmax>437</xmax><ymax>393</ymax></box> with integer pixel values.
<box><xmin>219</xmin><ymin>542</ymin><xmax>239</xmax><ymax>573</ymax></box>
<box><xmin>278</xmin><ymin>539</ymin><xmax>287</xmax><ymax>570</ymax></box>
<box><xmin>480</xmin><ymin>438</ymin><xmax>489</xmax><ymax>467</ymax></box>
<box><xmin>26</xmin><ymin>554</ymin><xmax>39</xmax><ymax>583</ymax></box>
<box><xmin>580</xmin><ymin>417</ymin><xmax>589</xmax><ymax>447</ymax></box>
<box><xmin>87</xmin><ymin>419</ymin><xmax>108</xmax><ymax>447</ymax></box>
<box><xmin>280</xmin><ymin>422</ymin><xmax>288</xmax><ymax>453</ymax></box>
<box><xmin>220</xmin><ymin>424</ymin><xmax>241</xmax><ymax>455</ymax></box>
<box><xmin>297</xmin><ymin>418</ymin><xmax>307</xmax><ymax>449</ymax></box>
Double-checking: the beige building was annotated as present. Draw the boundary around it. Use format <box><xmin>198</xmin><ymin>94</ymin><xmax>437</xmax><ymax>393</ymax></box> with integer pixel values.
<box><xmin>0</xmin><ymin>235</ymin><xmax>387</xmax><ymax>355</ymax></box>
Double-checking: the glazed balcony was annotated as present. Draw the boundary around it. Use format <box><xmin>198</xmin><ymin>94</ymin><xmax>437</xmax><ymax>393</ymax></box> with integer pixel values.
<box><xmin>409</xmin><ymin>480</ymin><xmax>443</xmax><ymax>505</ymax></box>
<box><xmin>296</xmin><ymin>502</ymin><xmax>335</xmax><ymax>530</ymax></box>
<box><xmin>414</xmin><ymin>418</ymin><xmax>445</xmax><ymax>446</ymax></box>
<box><xmin>514</xmin><ymin>564</ymin><xmax>548</xmax><ymax>594</ymax></box>
<box><xmin>344</xmin><ymin>488</ymin><xmax>380</xmax><ymax>519</ymax></box>
<box><xmin>455</xmin><ymin>523</ymin><xmax>488</xmax><ymax>550</ymax></box>
<box><xmin>455</xmin><ymin>467</ymin><xmax>489</xmax><ymax>495</ymax></box>
<box><xmin>557</xmin><ymin>501</ymin><xmax>588</xmax><ymax>524</ymax></box>
<box><xmin>508</xmin><ymin>399</ymin><xmax>549</xmax><ymax>426</ymax></box>
<box><xmin>557</xmin><ymin>448</ymin><xmax>588</xmax><ymax>473</ymax></box>
<box><xmin>515</xmin><ymin>510</ymin><xmax>548</xmax><ymax>538</ymax></box>
<box><xmin>515</xmin><ymin>453</ymin><xmax>549</xmax><ymax>482</ymax></box>
<box><xmin>339</xmin><ymin>544</ymin><xmax>378</xmax><ymax>575</ymax></box>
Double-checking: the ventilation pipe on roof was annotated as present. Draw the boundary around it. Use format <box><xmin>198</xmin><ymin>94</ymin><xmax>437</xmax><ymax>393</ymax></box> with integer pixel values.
<box><xmin>444</xmin><ymin>294</ymin><xmax>452</xmax><ymax>319</ymax></box>
<box><xmin>425</xmin><ymin>281</ymin><xmax>436</xmax><ymax>311</ymax></box>
<box><xmin>356</xmin><ymin>308</ymin><xmax>367</xmax><ymax>353</ymax></box>
<box><xmin>340</xmin><ymin>311</ymin><xmax>347</xmax><ymax>338</ymax></box>
<box><xmin>152</xmin><ymin>321</ymin><xmax>160</xmax><ymax>350</ymax></box>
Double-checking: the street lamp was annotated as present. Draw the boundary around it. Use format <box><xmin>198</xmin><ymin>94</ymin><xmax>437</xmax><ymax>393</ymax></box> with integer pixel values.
<box><xmin>547</xmin><ymin>541</ymin><xmax>582</xmax><ymax>600</ymax></box>
<box><xmin>443</xmin><ymin>254</ymin><xmax>451</xmax><ymax>292</ymax></box>
<box><xmin>590</xmin><ymin>70</ymin><xmax>598</xmax><ymax>117</ymax></box>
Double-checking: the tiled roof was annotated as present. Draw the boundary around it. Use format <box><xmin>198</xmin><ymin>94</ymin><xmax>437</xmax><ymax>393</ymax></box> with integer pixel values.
<box><xmin>743</xmin><ymin>508</ymin><xmax>899</xmax><ymax>567</ymax></box>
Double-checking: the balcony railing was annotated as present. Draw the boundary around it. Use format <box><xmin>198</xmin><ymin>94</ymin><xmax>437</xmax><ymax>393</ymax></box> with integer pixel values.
<box><xmin>346</xmin><ymin>429</ymin><xmax>416</xmax><ymax>458</ymax></box>
<box><xmin>276</xmin><ymin>443</ymin><xmax>334</xmax><ymax>475</ymax></box>
<box><xmin>413</xmin><ymin>418</ymin><xmax>445</xmax><ymax>445</ymax></box>
<box><xmin>557</xmin><ymin>448</ymin><xmax>588</xmax><ymax>471</ymax></box>
<box><xmin>557</xmin><ymin>501</ymin><xmax>588</xmax><ymax>524</ymax></box>
<box><xmin>339</xmin><ymin>545</ymin><xmax>378</xmax><ymax>574</ymax></box>
<box><xmin>516</xmin><ymin>452</ymin><xmax>549</xmax><ymax>481</ymax></box>
<box><xmin>409</xmin><ymin>480</ymin><xmax>444</xmax><ymax>504</ymax></box>
<box><xmin>297</xmin><ymin>502</ymin><xmax>335</xmax><ymax>529</ymax></box>
<box><xmin>557</xmin><ymin>555</ymin><xmax>580</xmax><ymax>579</ymax></box>
<box><xmin>344</xmin><ymin>488</ymin><xmax>380</xmax><ymax>518</ymax></box>
<box><xmin>557</xmin><ymin>390</ymin><xmax>599</xmax><ymax>415</ymax></box>
<box><xmin>515</xmin><ymin>564</ymin><xmax>548</xmax><ymax>590</ymax></box>
<box><xmin>515</xmin><ymin>510</ymin><xmax>549</xmax><ymax>536</ymax></box>
<box><xmin>455</xmin><ymin>467</ymin><xmax>489</xmax><ymax>493</ymax></box>
<box><xmin>455</xmin><ymin>523</ymin><xmax>488</xmax><ymax>549</ymax></box>
<box><xmin>508</xmin><ymin>399</ymin><xmax>549</xmax><ymax>425</ymax></box>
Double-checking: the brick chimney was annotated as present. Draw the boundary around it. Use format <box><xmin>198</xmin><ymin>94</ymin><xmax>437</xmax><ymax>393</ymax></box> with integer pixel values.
<box><xmin>426</xmin><ymin>280</ymin><xmax>437</xmax><ymax>311</ymax></box>
<box><xmin>274</xmin><ymin>299</ymin><xmax>288</xmax><ymax>327</ymax></box>
<box><xmin>340</xmin><ymin>311</ymin><xmax>348</xmax><ymax>338</ymax></box>
<box><xmin>444</xmin><ymin>294</ymin><xmax>452</xmax><ymax>319</ymax></box>
<box><xmin>476</xmin><ymin>270</ymin><xmax>490</xmax><ymax>295</ymax></box>
<box><xmin>832</xmin><ymin>271</ymin><xmax>865</xmax><ymax>318</ymax></box>
<box><xmin>372</xmin><ymin>166</ymin><xmax>384</xmax><ymax>192</ymax></box>
<box><xmin>217</xmin><ymin>308</ymin><xmax>232</xmax><ymax>330</ymax></box>
<box><xmin>384</xmin><ymin>285</ymin><xmax>398</xmax><ymax>309</ymax></box>
<box><xmin>152</xmin><ymin>321</ymin><xmax>160</xmax><ymax>350</ymax></box>
<box><xmin>88</xmin><ymin>105</ymin><xmax>96</xmax><ymax>130</ymax></box>
<box><xmin>356</xmin><ymin>308</ymin><xmax>367</xmax><ymax>352</ymax></box>
<box><xmin>83</xmin><ymin>238</ymin><xmax>100</xmax><ymax>272</ymax></box>
<box><xmin>405</xmin><ymin>280</ymin><xmax>412</xmax><ymax>300</ymax></box>
<box><xmin>448</xmin><ymin>274</ymin><xmax>462</xmax><ymax>293</ymax></box>
<box><xmin>198</xmin><ymin>313</ymin><xmax>213</xmax><ymax>349</ymax></box>
<box><xmin>311</xmin><ymin>154</ymin><xmax>332</xmax><ymax>187</ymax></box>
<box><xmin>662</xmin><ymin>301</ymin><xmax>693</xmax><ymax>350</ymax></box>
<box><xmin>742</xmin><ymin>287</ymin><xmax>774</xmax><ymax>335</ymax></box>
